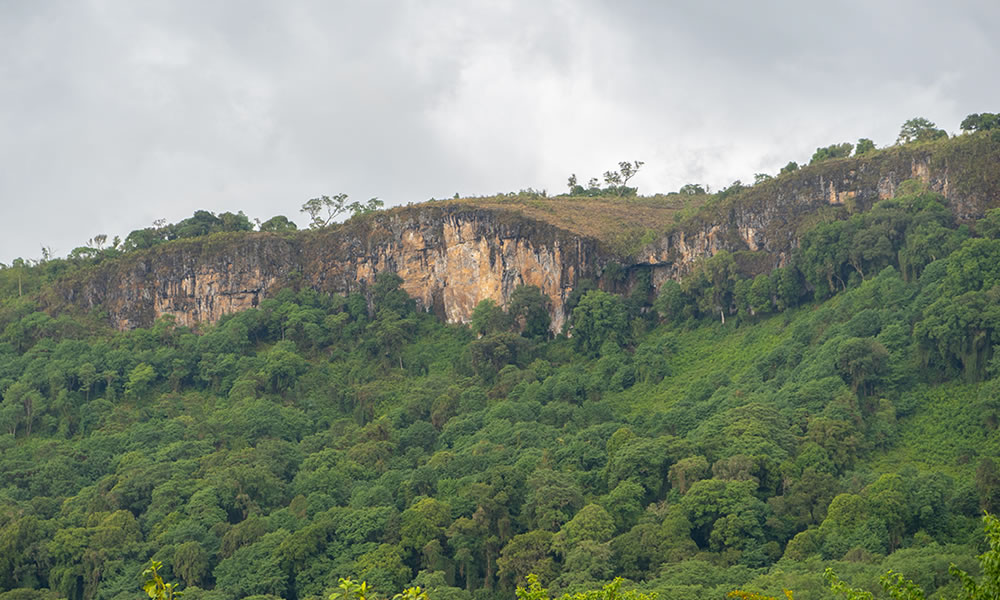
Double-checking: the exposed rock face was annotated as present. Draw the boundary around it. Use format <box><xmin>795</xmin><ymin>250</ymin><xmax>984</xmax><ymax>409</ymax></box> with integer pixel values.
<box><xmin>58</xmin><ymin>237</ymin><xmax>298</xmax><ymax>330</ymax></box>
<box><xmin>52</xmin><ymin>138</ymin><xmax>1000</xmax><ymax>331</ymax></box>
<box><xmin>640</xmin><ymin>147</ymin><xmax>996</xmax><ymax>288</ymax></box>
<box><xmin>298</xmin><ymin>207</ymin><xmax>603</xmax><ymax>332</ymax></box>
<box><xmin>54</xmin><ymin>206</ymin><xmax>605</xmax><ymax>332</ymax></box>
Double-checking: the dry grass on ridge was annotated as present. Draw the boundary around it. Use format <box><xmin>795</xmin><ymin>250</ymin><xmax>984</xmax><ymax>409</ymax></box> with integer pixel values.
<box><xmin>434</xmin><ymin>193</ymin><xmax>709</xmax><ymax>255</ymax></box>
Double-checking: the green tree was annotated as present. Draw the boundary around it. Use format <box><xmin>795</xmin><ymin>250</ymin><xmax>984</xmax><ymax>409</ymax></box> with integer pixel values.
<box><xmin>856</xmin><ymin>138</ymin><xmax>877</xmax><ymax>155</ymax></box>
<box><xmin>747</xmin><ymin>274</ymin><xmax>775</xmax><ymax>316</ymax></box>
<box><xmin>369</xmin><ymin>309</ymin><xmax>417</xmax><ymax>369</ymax></box>
<box><xmin>258</xmin><ymin>341</ymin><xmax>308</xmax><ymax>392</ymax></box>
<box><xmin>602</xmin><ymin>480</ymin><xmax>646</xmax><ymax>532</ymax></box>
<box><xmin>259</xmin><ymin>215</ymin><xmax>298</xmax><ymax>232</ymax></box>
<box><xmin>897</xmin><ymin>117</ymin><xmax>947</xmax><ymax>144</ymax></box>
<box><xmin>571</xmin><ymin>290</ymin><xmax>630</xmax><ymax>355</ymax></box>
<box><xmin>302</xmin><ymin>194</ymin><xmax>349</xmax><ymax>228</ymax></box>
<box><xmin>836</xmin><ymin>337</ymin><xmax>890</xmax><ymax>395</ymax></box>
<box><xmin>679</xmin><ymin>183</ymin><xmax>706</xmax><ymax>195</ymax></box>
<box><xmin>811</xmin><ymin>143</ymin><xmax>854</xmax><ymax>164</ymax></box>
<box><xmin>125</xmin><ymin>362</ymin><xmax>156</xmax><ymax>400</ymax></box>
<box><xmin>951</xmin><ymin>513</ymin><xmax>1000</xmax><ymax>600</ymax></box>
<box><xmin>3</xmin><ymin>381</ymin><xmax>42</xmax><ymax>437</ymax></box>
<box><xmin>301</xmin><ymin>195</ymin><xmax>383</xmax><ymax>228</ymax></box>
<box><xmin>468</xmin><ymin>332</ymin><xmax>530</xmax><ymax>382</ymax></box>
<box><xmin>352</xmin><ymin>544</ymin><xmax>411</xmax><ymax>594</ymax></box>
<box><xmin>961</xmin><ymin>113</ymin><xmax>1000</xmax><ymax>132</ymax></box>
<box><xmin>780</xmin><ymin>161</ymin><xmax>799</xmax><ymax>175</ymax></box>
<box><xmin>172</xmin><ymin>541</ymin><xmax>209</xmax><ymax>587</ymax></box>
<box><xmin>943</xmin><ymin>239</ymin><xmax>1000</xmax><ymax>295</ymax></box>
<box><xmin>0</xmin><ymin>515</ymin><xmax>50</xmax><ymax>591</ymax></box>
<box><xmin>863</xmin><ymin>473</ymin><xmax>908</xmax><ymax>551</ymax></box>
<box><xmin>816</xmin><ymin>493</ymin><xmax>888</xmax><ymax>557</ymax></box>
<box><xmin>515</xmin><ymin>573</ymin><xmax>656</xmax><ymax>600</ymax></box>
<box><xmin>329</xmin><ymin>578</ymin><xmax>375</xmax><ymax>600</ymax></box>
<box><xmin>142</xmin><ymin>560</ymin><xmax>183</xmax><ymax>600</ymax></box>
<box><xmin>668</xmin><ymin>456</ymin><xmax>710</xmax><ymax>495</ymax></box>
<box><xmin>171</xmin><ymin>210</ymin><xmax>222</xmax><ymax>239</ymax></box>
<box><xmin>653</xmin><ymin>279</ymin><xmax>692</xmax><ymax>323</ymax></box>
<box><xmin>552</xmin><ymin>504</ymin><xmax>615</xmax><ymax>556</ymax></box>
<box><xmin>683</xmin><ymin>251</ymin><xmax>739</xmax><ymax>322</ymax></box>
<box><xmin>497</xmin><ymin>531</ymin><xmax>556</xmax><ymax>589</ymax></box>
<box><xmin>915</xmin><ymin>288</ymin><xmax>1000</xmax><ymax>380</ymax></box>
<box><xmin>213</xmin><ymin>531</ymin><xmax>290</xmax><ymax>600</ymax></box>
<box><xmin>977</xmin><ymin>459</ymin><xmax>1000</xmax><ymax>513</ymax></box>
<box><xmin>447</xmin><ymin>517</ymin><xmax>487</xmax><ymax>591</ymax></box>
<box><xmin>219</xmin><ymin>211</ymin><xmax>254</xmax><ymax>232</ymax></box>
<box><xmin>680</xmin><ymin>479</ymin><xmax>769</xmax><ymax>557</ymax></box>
<box><xmin>371</xmin><ymin>271</ymin><xmax>415</xmax><ymax>315</ymax></box>
<box><xmin>400</xmin><ymin>497</ymin><xmax>452</xmax><ymax>568</ymax></box>
<box><xmin>976</xmin><ymin>209</ymin><xmax>1000</xmax><ymax>238</ymax></box>
<box><xmin>524</xmin><ymin>469</ymin><xmax>583</xmax><ymax>532</ymax></box>
<box><xmin>603</xmin><ymin>161</ymin><xmax>644</xmax><ymax>196</ymax></box>
<box><xmin>470</xmin><ymin>299</ymin><xmax>512</xmax><ymax>337</ymax></box>
<box><xmin>508</xmin><ymin>285</ymin><xmax>551</xmax><ymax>339</ymax></box>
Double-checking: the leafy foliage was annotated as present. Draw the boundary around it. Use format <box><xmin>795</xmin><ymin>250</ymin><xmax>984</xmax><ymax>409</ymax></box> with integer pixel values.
<box><xmin>6</xmin><ymin>127</ymin><xmax>1000</xmax><ymax>600</ymax></box>
<box><xmin>567</xmin><ymin>162</ymin><xmax>644</xmax><ymax>197</ymax></box>
<box><xmin>897</xmin><ymin>118</ymin><xmax>947</xmax><ymax>144</ymax></box>
<box><xmin>960</xmin><ymin>113</ymin><xmax>1000</xmax><ymax>133</ymax></box>
<box><xmin>143</xmin><ymin>560</ymin><xmax>183</xmax><ymax>600</ymax></box>
<box><xmin>950</xmin><ymin>514</ymin><xmax>1000</xmax><ymax>600</ymax></box>
<box><xmin>301</xmin><ymin>195</ymin><xmax>384</xmax><ymax>229</ymax></box>
<box><xmin>811</xmin><ymin>143</ymin><xmax>854</xmax><ymax>165</ymax></box>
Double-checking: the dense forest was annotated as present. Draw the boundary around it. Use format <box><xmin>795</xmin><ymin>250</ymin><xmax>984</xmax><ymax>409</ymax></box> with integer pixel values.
<box><xmin>4</xmin><ymin>127</ymin><xmax>1000</xmax><ymax>600</ymax></box>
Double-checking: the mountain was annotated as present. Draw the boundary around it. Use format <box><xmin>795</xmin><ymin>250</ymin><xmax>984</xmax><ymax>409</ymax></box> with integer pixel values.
<box><xmin>2</xmin><ymin>130</ymin><xmax>1000</xmax><ymax>600</ymax></box>
<box><xmin>42</xmin><ymin>132</ymin><xmax>1000</xmax><ymax>335</ymax></box>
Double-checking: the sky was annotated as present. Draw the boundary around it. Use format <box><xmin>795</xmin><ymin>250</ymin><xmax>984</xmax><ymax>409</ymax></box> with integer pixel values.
<box><xmin>2</xmin><ymin>0</ymin><xmax>998</xmax><ymax>263</ymax></box>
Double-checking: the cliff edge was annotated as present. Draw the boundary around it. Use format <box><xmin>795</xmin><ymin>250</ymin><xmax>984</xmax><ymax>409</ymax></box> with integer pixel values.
<box><xmin>48</xmin><ymin>133</ymin><xmax>1000</xmax><ymax>331</ymax></box>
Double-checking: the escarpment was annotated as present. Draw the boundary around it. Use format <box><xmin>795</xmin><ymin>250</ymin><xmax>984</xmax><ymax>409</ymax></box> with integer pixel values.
<box><xmin>50</xmin><ymin>134</ymin><xmax>1000</xmax><ymax>331</ymax></box>
<box><xmin>640</xmin><ymin>136</ymin><xmax>1000</xmax><ymax>287</ymax></box>
<box><xmin>52</xmin><ymin>206</ymin><xmax>607</xmax><ymax>332</ymax></box>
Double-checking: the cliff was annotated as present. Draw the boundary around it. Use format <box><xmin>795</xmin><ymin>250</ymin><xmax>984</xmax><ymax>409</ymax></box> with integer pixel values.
<box><xmin>640</xmin><ymin>133</ymin><xmax>1000</xmax><ymax>286</ymax></box>
<box><xmin>49</xmin><ymin>133</ymin><xmax>1000</xmax><ymax>331</ymax></box>
<box><xmin>51</xmin><ymin>206</ymin><xmax>607</xmax><ymax>333</ymax></box>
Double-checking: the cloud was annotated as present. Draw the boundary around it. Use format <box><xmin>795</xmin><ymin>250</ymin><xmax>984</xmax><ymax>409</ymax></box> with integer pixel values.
<box><xmin>1</xmin><ymin>0</ymin><xmax>998</xmax><ymax>262</ymax></box>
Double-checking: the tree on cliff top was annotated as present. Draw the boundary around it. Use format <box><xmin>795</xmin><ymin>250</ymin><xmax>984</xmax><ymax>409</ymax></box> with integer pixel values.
<box><xmin>961</xmin><ymin>113</ymin><xmax>1000</xmax><ymax>132</ymax></box>
<box><xmin>897</xmin><ymin>117</ymin><xmax>948</xmax><ymax>144</ymax></box>
<box><xmin>301</xmin><ymin>194</ymin><xmax>384</xmax><ymax>228</ymax></box>
<box><xmin>810</xmin><ymin>143</ymin><xmax>853</xmax><ymax>165</ymax></box>
<box><xmin>566</xmin><ymin>161</ymin><xmax>644</xmax><ymax>197</ymax></box>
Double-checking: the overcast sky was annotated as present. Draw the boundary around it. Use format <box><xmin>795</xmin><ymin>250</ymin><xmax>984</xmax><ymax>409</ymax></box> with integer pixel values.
<box><xmin>2</xmin><ymin>0</ymin><xmax>997</xmax><ymax>263</ymax></box>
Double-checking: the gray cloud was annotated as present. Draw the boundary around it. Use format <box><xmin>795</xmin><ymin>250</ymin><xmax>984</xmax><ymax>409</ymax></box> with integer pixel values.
<box><xmin>2</xmin><ymin>0</ymin><xmax>998</xmax><ymax>262</ymax></box>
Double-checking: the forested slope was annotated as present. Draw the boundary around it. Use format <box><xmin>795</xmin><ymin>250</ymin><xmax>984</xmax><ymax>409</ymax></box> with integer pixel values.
<box><xmin>4</xmin><ymin>179</ymin><xmax>1000</xmax><ymax>600</ymax></box>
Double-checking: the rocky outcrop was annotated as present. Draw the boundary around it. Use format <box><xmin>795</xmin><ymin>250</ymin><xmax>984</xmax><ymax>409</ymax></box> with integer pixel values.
<box><xmin>53</xmin><ymin>206</ymin><xmax>606</xmax><ymax>332</ymax></box>
<box><xmin>640</xmin><ymin>139</ymin><xmax>1000</xmax><ymax>287</ymax></box>
<box><xmin>51</xmin><ymin>136</ymin><xmax>1000</xmax><ymax>331</ymax></box>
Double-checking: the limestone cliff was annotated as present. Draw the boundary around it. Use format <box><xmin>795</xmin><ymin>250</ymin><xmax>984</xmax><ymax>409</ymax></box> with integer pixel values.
<box><xmin>53</xmin><ymin>206</ymin><xmax>606</xmax><ymax>332</ymax></box>
<box><xmin>640</xmin><ymin>135</ymin><xmax>1000</xmax><ymax>287</ymax></box>
<box><xmin>50</xmin><ymin>134</ymin><xmax>1000</xmax><ymax>331</ymax></box>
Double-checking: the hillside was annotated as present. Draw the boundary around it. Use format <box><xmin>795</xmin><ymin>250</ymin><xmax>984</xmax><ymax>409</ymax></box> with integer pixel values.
<box><xmin>2</xmin><ymin>216</ymin><xmax>999</xmax><ymax>599</ymax></box>
<box><xmin>2</xmin><ymin>130</ymin><xmax>1000</xmax><ymax>600</ymax></box>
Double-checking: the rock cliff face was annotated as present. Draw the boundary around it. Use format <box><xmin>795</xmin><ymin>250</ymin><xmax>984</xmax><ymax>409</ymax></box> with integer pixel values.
<box><xmin>639</xmin><ymin>143</ymin><xmax>998</xmax><ymax>288</ymax></box>
<box><xmin>54</xmin><ymin>206</ymin><xmax>606</xmax><ymax>332</ymax></box>
<box><xmin>53</xmin><ymin>137</ymin><xmax>1000</xmax><ymax>331</ymax></box>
